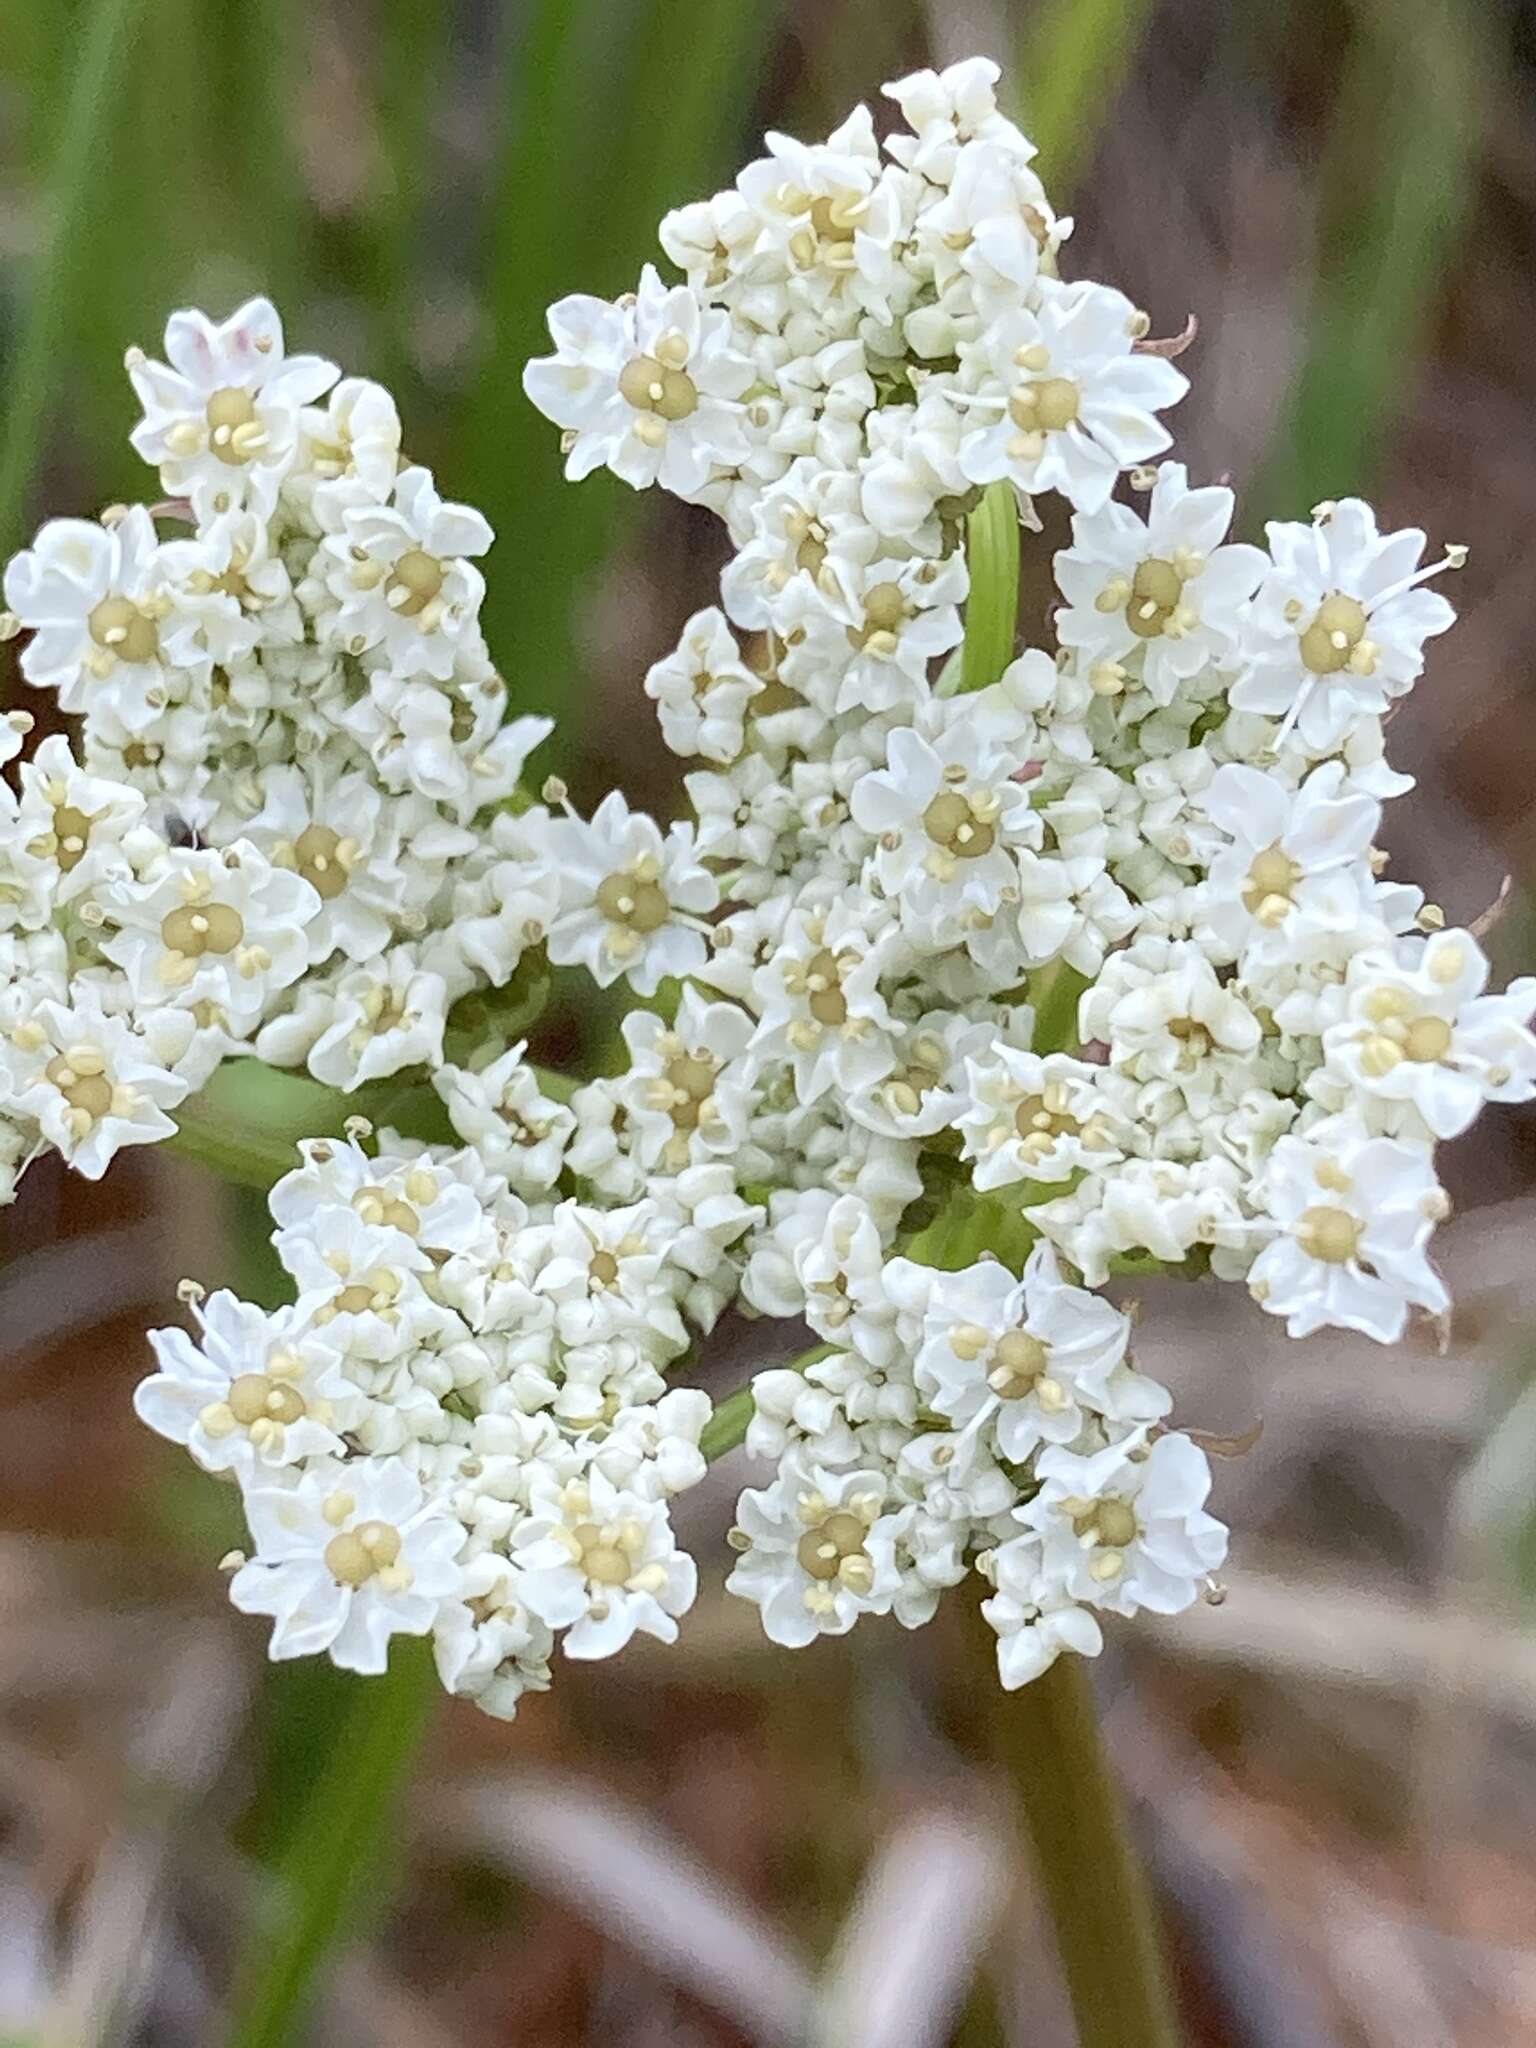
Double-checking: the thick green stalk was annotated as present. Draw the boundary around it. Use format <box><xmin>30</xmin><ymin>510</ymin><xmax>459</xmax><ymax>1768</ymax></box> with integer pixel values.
<box><xmin>0</xmin><ymin>0</ymin><xmax>145</xmax><ymax>563</ymax></box>
<box><xmin>956</xmin><ymin>411</ymin><xmax>1182</xmax><ymax>2048</ymax></box>
<box><xmin>959</xmin><ymin>481</ymin><xmax>1022</xmax><ymax>693</ymax></box>
<box><xmin>166</xmin><ymin>1054</ymin><xmax>567</xmax><ymax>1191</ymax></box>
<box><xmin>979</xmin><ymin>1621</ymin><xmax>1181</xmax><ymax>2048</ymax></box>
<box><xmin>699</xmin><ymin>1345</ymin><xmax>830</xmax><ymax>1462</ymax></box>
<box><xmin>224</xmin><ymin>1642</ymin><xmax>438</xmax><ymax>2048</ymax></box>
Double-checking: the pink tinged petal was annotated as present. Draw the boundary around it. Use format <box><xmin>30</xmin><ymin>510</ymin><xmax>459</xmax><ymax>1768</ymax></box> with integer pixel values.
<box><xmin>162</xmin><ymin>308</ymin><xmax>223</xmax><ymax>385</ymax></box>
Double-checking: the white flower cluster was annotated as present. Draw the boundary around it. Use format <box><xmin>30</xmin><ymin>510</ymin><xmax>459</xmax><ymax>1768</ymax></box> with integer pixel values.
<box><xmin>520</xmin><ymin>53</ymin><xmax>1535</xmax><ymax>1684</ymax></box>
<box><xmin>0</xmin><ymin>296</ymin><xmax>551</xmax><ymax>1188</ymax></box>
<box><xmin>5</xmin><ymin>56</ymin><xmax>1534</xmax><ymax>1710</ymax></box>
<box><xmin>134</xmin><ymin>1133</ymin><xmax>708</xmax><ymax>1708</ymax></box>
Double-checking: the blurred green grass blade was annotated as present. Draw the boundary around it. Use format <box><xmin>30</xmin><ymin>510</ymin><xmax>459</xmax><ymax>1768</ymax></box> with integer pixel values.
<box><xmin>1256</xmin><ymin>0</ymin><xmax>1488</xmax><ymax>518</ymax></box>
<box><xmin>199</xmin><ymin>0</ymin><xmax>309</xmax><ymax>315</ymax></box>
<box><xmin>0</xmin><ymin>0</ymin><xmax>145</xmax><ymax>561</ymax></box>
<box><xmin>226</xmin><ymin>1642</ymin><xmax>438</xmax><ymax>2048</ymax></box>
<box><xmin>359</xmin><ymin>0</ymin><xmax>450</xmax><ymax>404</ymax></box>
<box><xmin>961</xmin><ymin>482</ymin><xmax>1021</xmax><ymax>691</ymax></box>
<box><xmin>1016</xmin><ymin>0</ymin><xmax>1156</xmax><ymax>192</ymax></box>
<box><xmin>462</xmin><ymin>0</ymin><xmax>782</xmax><ymax>744</ymax></box>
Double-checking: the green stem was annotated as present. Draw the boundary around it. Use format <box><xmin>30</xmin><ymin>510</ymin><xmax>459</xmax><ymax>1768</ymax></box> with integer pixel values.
<box><xmin>699</xmin><ymin>1344</ymin><xmax>831</xmax><ymax>1462</ymax></box>
<box><xmin>225</xmin><ymin>1642</ymin><xmax>438</xmax><ymax>2048</ymax></box>
<box><xmin>166</xmin><ymin>1056</ymin><xmax>570</xmax><ymax>1192</ymax></box>
<box><xmin>959</xmin><ymin>480</ymin><xmax>1022</xmax><ymax>693</ymax></box>
<box><xmin>980</xmin><ymin>1615</ymin><xmax>1181</xmax><ymax>2048</ymax></box>
<box><xmin>0</xmin><ymin>0</ymin><xmax>145</xmax><ymax>564</ymax></box>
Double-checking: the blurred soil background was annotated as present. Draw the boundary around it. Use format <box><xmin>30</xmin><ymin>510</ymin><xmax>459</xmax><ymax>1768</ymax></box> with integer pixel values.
<box><xmin>2</xmin><ymin>1</ymin><xmax>1536</xmax><ymax>2042</ymax></box>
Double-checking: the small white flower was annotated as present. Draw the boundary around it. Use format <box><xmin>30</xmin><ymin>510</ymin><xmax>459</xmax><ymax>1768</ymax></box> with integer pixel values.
<box><xmin>1019</xmin><ymin>1426</ymin><xmax>1228</xmax><ymax>1618</ymax></box>
<box><xmin>268</xmin><ymin>1135</ymin><xmax>494</xmax><ymax>1263</ymax></box>
<box><xmin>749</xmin><ymin>899</ymin><xmax>898</xmax><ymax>1105</ymax></box>
<box><xmin>298</xmin><ymin>376</ymin><xmax>404</xmax><ymax>524</ymax></box>
<box><xmin>3</xmin><ymin>508</ymin><xmax>207</xmax><ymax>728</ymax></box>
<box><xmin>1247</xmin><ymin>1123</ymin><xmax>1450</xmax><ymax>1343</ymax></box>
<box><xmin>981</xmin><ymin>1537</ymin><xmax>1103</xmax><ymax>1690</ymax></box>
<box><xmin>10</xmin><ymin>734</ymin><xmax>144</xmax><ymax>915</ymax></box>
<box><xmin>137</xmin><ymin>1291</ymin><xmax>350</xmax><ymax>1473</ymax></box>
<box><xmin>452</xmin><ymin>809</ymin><xmax>564</xmax><ymax>985</ymax></box>
<box><xmin>733</xmin><ymin>104</ymin><xmax>905</xmax><ymax>319</ymax></box>
<box><xmin>610</xmin><ymin>986</ymin><xmax>755</xmax><ymax>1174</ymax></box>
<box><xmin>101</xmin><ymin>843</ymin><xmax>319</xmax><ymax>1030</ymax></box>
<box><xmin>958</xmin><ymin>278</ymin><xmax>1187</xmax><ymax>513</ymax></box>
<box><xmin>643</xmin><ymin>606</ymin><xmax>762</xmax><ymax>763</ymax></box>
<box><xmin>128</xmin><ymin>297</ymin><xmax>339</xmax><ymax>518</ymax></box>
<box><xmin>728</xmin><ymin>1454</ymin><xmax>906</xmax><ymax>1647</ymax></box>
<box><xmin>546</xmin><ymin>790</ymin><xmax>718</xmax><ymax>996</ymax></box>
<box><xmin>531</xmin><ymin>1198</ymin><xmax>688</xmax><ymax>1381</ymax></box>
<box><xmin>1315</xmin><ymin>928</ymin><xmax>1536</xmax><ymax>1140</ymax></box>
<box><xmin>523</xmin><ymin>264</ymin><xmax>752</xmax><ymax>498</ymax></box>
<box><xmin>958</xmin><ymin>1044</ymin><xmax>1123</xmax><ymax>1190</ymax></box>
<box><xmin>883</xmin><ymin>57</ymin><xmax>1037</xmax><ymax>184</ymax></box>
<box><xmin>512</xmin><ymin>1468</ymin><xmax>697</xmax><ymax>1658</ymax></box>
<box><xmin>1231</xmin><ymin>499</ymin><xmax>1458</xmax><ymax>748</ymax></box>
<box><xmin>1198</xmin><ymin>759</ymin><xmax>1381</xmax><ymax>965</ymax></box>
<box><xmin>2</xmin><ymin>992</ymin><xmax>191</xmax><ymax>1177</ymax></box>
<box><xmin>912</xmin><ymin>137</ymin><xmax>1054</xmax><ymax>316</ymax></box>
<box><xmin>230</xmin><ymin>1456</ymin><xmax>466</xmax><ymax>1674</ymax></box>
<box><xmin>796</xmin><ymin>1193</ymin><xmax>899</xmax><ymax>1363</ymax></box>
<box><xmin>175</xmin><ymin>508</ymin><xmax>303</xmax><ymax>668</ymax></box>
<box><xmin>1053</xmin><ymin>464</ymin><xmax>1266</xmax><ymax>703</ymax></box>
<box><xmin>278</xmin><ymin>1204</ymin><xmax>449</xmax><ymax>1363</ymax></box>
<box><xmin>787</xmin><ymin>549</ymin><xmax>968</xmax><ymax>716</ymax></box>
<box><xmin>433</xmin><ymin>1557</ymin><xmax>554</xmax><ymax>1719</ymax></box>
<box><xmin>304</xmin><ymin>944</ymin><xmax>451</xmax><ymax>1090</ymax></box>
<box><xmin>234</xmin><ymin>762</ymin><xmax>411</xmax><ymax>964</ymax></box>
<box><xmin>845</xmin><ymin>1009</ymin><xmax>996</xmax><ymax>1140</ymax></box>
<box><xmin>1080</xmin><ymin>937</ymin><xmax>1264</xmax><ymax>1095</ymax></box>
<box><xmin>904</xmin><ymin>1243</ymin><xmax>1168</xmax><ymax>1462</ymax></box>
<box><xmin>850</xmin><ymin>714</ymin><xmax>1040</xmax><ymax>936</ymax></box>
<box><xmin>320</xmin><ymin>466</ymin><xmax>492</xmax><ymax>682</ymax></box>
<box><xmin>434</xmin><ymin>1041</ymin><xmax>575</xmax><ymax>1194</ymax></box>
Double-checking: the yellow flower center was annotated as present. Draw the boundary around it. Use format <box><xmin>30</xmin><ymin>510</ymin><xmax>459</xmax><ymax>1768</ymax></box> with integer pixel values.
<box><xmin>160</xmin><ymin>900</ymin><xmax>245</xmax><ymax>957</ymax></box>
<box><xmin>617</xmin><ymin>353</ymin><xmax>699</xmax><ymax>422</ymax></box>
<box><xmin>795</xmin><ymin>1509</ymin><xmax>871</xmax><ymax>1583</ymax></box>
<box><xmin>1296</xmin><ymin>1202</ymin><xmax>1362</xmax><ymax>1264</ymax></box>
<box><xmin>1298</xmin><ymin>592</ymin><xmax>1370</xmax><ymax>675</ymax></box>
<box><xmin>87</xmin><ymin>596</ymin><xmax>160</xmax><ymax>665</ymax></box>
<box><xmin>205</xmin><ymin>386</ymin><xmax>261</xmax><ymax>465</ymax></box>
<box><xmin>323</xmin><ymin>1518</ymin><xmax>402</xmax><ymax>1588</ymax></box>
<box><xmin>1124</xmin><ymin>557</ymin><xmax>1184</xmax><ymax>639</ymax></box>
